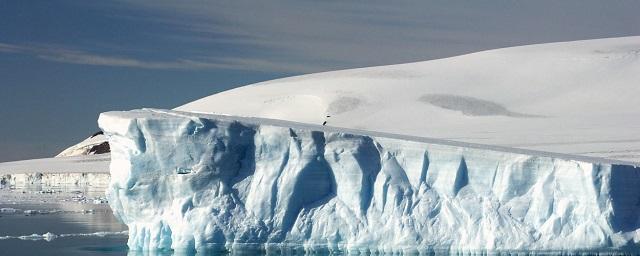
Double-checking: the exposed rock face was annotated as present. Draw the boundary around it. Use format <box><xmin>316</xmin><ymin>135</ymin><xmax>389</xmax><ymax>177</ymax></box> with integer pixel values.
<box><xmin>88</xmin><ymin>142</ymin><xmax>110</xmax><ymax>155</ymax></box>
<box><xmin>57</xmin><ymin>133</ymin><xmax>110</xmax><ymax>157</ymax></box>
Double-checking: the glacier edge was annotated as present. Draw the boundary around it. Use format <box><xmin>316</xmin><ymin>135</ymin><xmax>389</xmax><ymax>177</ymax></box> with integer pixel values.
<box><xmin>98</xmin><ymin>108</ymin><xmax>640</xmax><ymax>253</ymax></box>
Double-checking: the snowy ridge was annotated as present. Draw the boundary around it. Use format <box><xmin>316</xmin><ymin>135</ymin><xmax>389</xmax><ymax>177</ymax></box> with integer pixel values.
<box><xmin>178</xmin><ymin>36</ymin><xmax>640</xmax><ymax>162</ymax></box>
<box><xmin>51</xmin><ymin>36</ymin><xmax>640</xmax><ymax>168</ymax></box>
<box><xmin>56</xmin><ymin>133</ymin><xmax>109</xmax><ymax>157</ymax></box>
<box><xmin>99</xmin><ymin>108</ymin><xmax>640</xmax><ymax>252</ymax></box>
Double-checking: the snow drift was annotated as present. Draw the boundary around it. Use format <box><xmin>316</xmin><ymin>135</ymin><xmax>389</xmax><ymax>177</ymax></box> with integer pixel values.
<box><xmin>99</xmin><ymin>108</ymin><xmax>640</xmax><ymax>253</ymax></box>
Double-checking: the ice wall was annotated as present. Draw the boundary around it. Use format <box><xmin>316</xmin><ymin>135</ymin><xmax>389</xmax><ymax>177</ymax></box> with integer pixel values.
<box><xmin>98</xmin><ymin>109</ymin><xmax>640</xmax><ymax>253</ymax></box>
<box><xmin>1</xmin><ymin>173</ymin><xmax>110</xmax><ymax>188</ymax></box>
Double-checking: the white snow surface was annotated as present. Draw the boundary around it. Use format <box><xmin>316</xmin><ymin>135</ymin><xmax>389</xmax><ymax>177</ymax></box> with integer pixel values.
<box><xmin>99</xmin><ymin>108</ymin><xmax>640</xmax><ymax>252</ymax></box>
<box><xmin>0</xmin><ymin>154</ymin><xmax>110</xmax><ymax>175</ymax></box>
<box><xmin>0</xmin><ymin>150</ymin><xmax>110</xmax><ymax>187</ymax></box>
<box><xmin>0</xmin><ymin>154</ymin><xmax>111</xmax><ymax>187</ymax></box>
<box><xmin>178</xmin><ymin>36</ymin><xmax>640</xmax><ymax>163</ymax></box>
<box><xmin>50</xmin><ymin>36</ymin><xmax>640</xmax><ymax>171</ymax></box>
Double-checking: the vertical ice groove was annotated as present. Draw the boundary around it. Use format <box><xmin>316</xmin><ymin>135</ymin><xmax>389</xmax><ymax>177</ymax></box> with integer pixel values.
<box><xmin>98</xmin><ymin>109</ymin><xmax>640</xmax><ymax>252</ymax></box>
<box><xmin>452</xmin><ymin>157</ymin><xmax>469</xmax><ymax>196</ymax></box>
<box><xmin>246</xmin><ymin>126</ymin><xmax>290</xmax><ymax>220</ymax></box>
<box><xmin>278</xmin><ymin>131</ymin><xmax>335</xmax><ymax>237</ymax></box>
<box><xmin>419</xmin><ymin>151</ymin><xmax>430</xmax><ymax>189</ymax></box>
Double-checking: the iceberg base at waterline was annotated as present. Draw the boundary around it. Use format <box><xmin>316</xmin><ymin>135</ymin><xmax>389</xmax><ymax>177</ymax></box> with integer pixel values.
<box><xmin>98</xmin><ymin>108</ymin><xmax>640</xmax><ymax>253</ymax></box>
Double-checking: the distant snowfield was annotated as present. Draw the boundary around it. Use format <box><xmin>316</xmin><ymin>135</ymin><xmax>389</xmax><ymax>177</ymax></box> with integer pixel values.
<box><xmin>179</xmin><ymin>36</ymin><xmax>640</xmax><ymax>163</ymax></box>
<box><xmin>0</xmin><ymin>154</ymin><xmax>109</xmax><ymax>174</ymax></box>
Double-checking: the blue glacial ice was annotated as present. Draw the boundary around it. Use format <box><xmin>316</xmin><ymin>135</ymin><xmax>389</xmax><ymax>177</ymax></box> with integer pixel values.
<box><xmin>98</xmin><ymin>108</ymin><xmax>640</xmax><ymax>253</ymax></box>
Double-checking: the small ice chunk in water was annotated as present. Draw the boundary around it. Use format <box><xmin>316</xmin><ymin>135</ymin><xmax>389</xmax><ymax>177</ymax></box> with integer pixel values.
<box><xmin>0</xmin><ymin>208</ymin><xmax>19</xmax><ymax>213</ymax></box>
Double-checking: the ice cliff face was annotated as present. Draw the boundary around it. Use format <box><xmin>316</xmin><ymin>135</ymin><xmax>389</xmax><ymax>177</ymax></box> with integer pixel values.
<box><xmin>99</xmin><ymin>108</ymin><xmax>640</xmax><ymax>253</ymax></box>
<box><xmin>1</xmin><ymin>173</ymin><xmax>109</xmax><ymax>188</ymax></box>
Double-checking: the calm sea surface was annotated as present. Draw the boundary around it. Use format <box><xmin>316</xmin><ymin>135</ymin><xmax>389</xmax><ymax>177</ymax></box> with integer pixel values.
<box><xmin>0</xmin><ymin>183</ymin><xmax>127</xmax><ymax>255</ymax></box>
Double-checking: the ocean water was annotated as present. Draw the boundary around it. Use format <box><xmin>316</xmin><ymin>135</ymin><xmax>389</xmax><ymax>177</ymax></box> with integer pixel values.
<box><xmin>0</xmin><ymin>184</ymin><xmax>637</xmax><ymax>256</ymax></box>
<box><xmin>0</xmin><ymin>182</ymin><xmax>127</xmax><ymax>256</ymax></box>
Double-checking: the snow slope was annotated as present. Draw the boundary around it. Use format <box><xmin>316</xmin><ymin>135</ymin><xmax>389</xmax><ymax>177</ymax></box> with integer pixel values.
<box><xmin>56</xmin><ymin>132</ymin><xmax>109</xmax><ymax>157</ymax></box>
<box><xmin>0</xmin><ymin>154</ymin><xmax>110</xmax><ymax>175</ymax></box>
<box><xmin>179</xmin><ymin>36</ymin><xmax>640</xmax><ymax>163</ymax></box>
<box><xmin>99</xmin><ymin>108</ymin><xmax>640</xmax><ymax>253</ymax></box>
<box><xmin>54</xmin><ymin>36</ymin><xmax>640</xmax><ymax>165</ymax></box>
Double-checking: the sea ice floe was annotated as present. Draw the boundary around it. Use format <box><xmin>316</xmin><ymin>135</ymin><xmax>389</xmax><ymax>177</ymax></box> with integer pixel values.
<box><xmin>0</xmin><ymin>231</ymin><xmax>128</xmax><ymax>242</ymax></box>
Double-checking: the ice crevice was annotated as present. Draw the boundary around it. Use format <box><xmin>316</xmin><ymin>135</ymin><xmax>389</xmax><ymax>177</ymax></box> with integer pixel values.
<box><xmin>98</xmin><ymin>108</ymin><xmax>640</xmax><ymax>253</ymax></box>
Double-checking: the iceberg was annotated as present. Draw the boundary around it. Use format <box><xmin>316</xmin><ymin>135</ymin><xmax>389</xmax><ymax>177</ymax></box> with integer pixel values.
<box><xmin>99</xmin><ymin>108</ymin><xmax>640</xmax><ymax>253</ymax></box>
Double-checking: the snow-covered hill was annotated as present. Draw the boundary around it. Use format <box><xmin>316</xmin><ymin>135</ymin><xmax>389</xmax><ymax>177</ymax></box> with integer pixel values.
<box><xmin>56</xmin><ymin>132</ymin><xmax>109</xmax><ymax>157</ymax></box>
<box><xmin>178</xmin><ymin>36</ymin><xmax>640</xmax><ymax>163</ymax></box>
<box><xmin>0</xmin><ymin>133</ymin><xmax>110</xmax><ymax>186</ymax></box>
<box><xmin>57</xmin><ymin>36</ymin><xmax>640</xmax><ymax>163</ymax></box>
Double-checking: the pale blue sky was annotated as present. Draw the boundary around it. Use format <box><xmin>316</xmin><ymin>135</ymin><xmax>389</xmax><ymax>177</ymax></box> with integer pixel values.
<box><xmin>1</xmin><ymin>0</ymin><xmax>639</xmax><ymax>161</ymax></box>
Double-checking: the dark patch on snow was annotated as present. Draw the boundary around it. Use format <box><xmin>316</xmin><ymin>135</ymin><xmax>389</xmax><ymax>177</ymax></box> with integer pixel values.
<box><xmin>327</xmin><ymin>97</ymin><xmax>361</xmax><ymax>115</ymax></box>
<box><xmin>418</xmin><ymin>94</ymin><xmax>543</xmax><ymax>118</ymax></box>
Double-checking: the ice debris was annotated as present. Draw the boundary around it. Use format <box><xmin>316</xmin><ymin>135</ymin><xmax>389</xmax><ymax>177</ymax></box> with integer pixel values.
<box><xmin>0</xmin><ymin>231</ymin><xmax>128</xmax><ymax>242</ymax></box>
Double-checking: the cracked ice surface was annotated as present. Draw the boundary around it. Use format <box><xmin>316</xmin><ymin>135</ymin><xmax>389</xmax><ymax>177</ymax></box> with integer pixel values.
<box><xmin>98</xmin><ymin>108</ymin><xmax>640</xmax><ymax>253</ymax></box>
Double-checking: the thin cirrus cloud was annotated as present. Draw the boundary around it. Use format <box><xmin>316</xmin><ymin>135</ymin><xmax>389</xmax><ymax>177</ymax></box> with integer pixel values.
<box><xmin>116</xmin><ymin>0</ymin><xmax>640</xmax><ymax>70</ymax></box>
<box><xmin>3</xmin><ymin>1</ymin><xmax>640</xmax><ymax>75</ymax></box>
<box><xmin>0</xmin><ymin>42</ymin><xmax>321</xmax><ymax>73</ymax></box>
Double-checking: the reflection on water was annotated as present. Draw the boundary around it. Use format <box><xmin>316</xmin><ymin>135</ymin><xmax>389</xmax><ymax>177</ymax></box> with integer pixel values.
<box><xmin>125</xmin><ymin>248</ymin><xmax>640</xmax><ymax>256</ymax></box>
<box><xmin>1</xmin><ymin>183</ymin><xmax>637</xmax><ymax>255</ymax></box>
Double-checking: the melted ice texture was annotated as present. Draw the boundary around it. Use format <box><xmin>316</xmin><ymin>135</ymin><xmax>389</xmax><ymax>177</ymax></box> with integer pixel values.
<box><xmin>99</xmin><ymin>109</ymin><xmax>640</xmax><ymax>253</ymax></box>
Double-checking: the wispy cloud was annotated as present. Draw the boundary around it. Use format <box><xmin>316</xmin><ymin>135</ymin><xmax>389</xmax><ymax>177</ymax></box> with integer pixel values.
<box><xmin>114</xmin><ymin>0</ymin><xmax>640</xmax><ymax>71</ymax></box>
<box><xmin>0</xmin><ymin>42</ymin><xmax>322</xmax><ymax>73</ymax></box>
<box><xmin>3</xmin><ymin>1</ymin><xmax>640</xmax><ymax>74</ymax></box>
<box><xmin>0</xmin><ymin>43</ymin><xmax>26</xmax><ymax>53</ymax></box>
